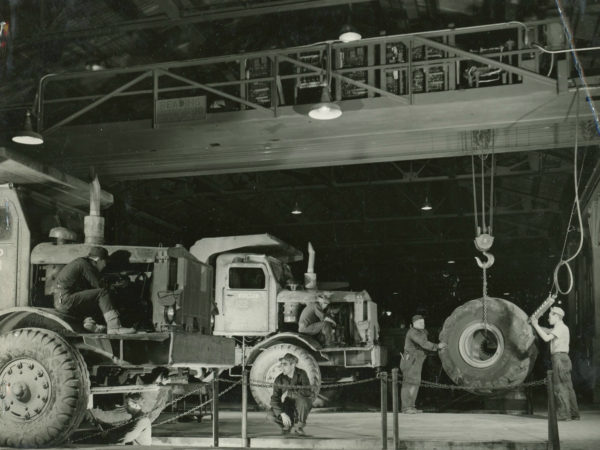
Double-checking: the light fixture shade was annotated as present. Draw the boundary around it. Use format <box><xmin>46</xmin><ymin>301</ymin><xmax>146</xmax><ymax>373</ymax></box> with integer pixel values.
<box><xmin>421</xmin><ymin>197</ymin><xmax>432</xmax><ymax>211</ymax></box>
<box><xmin>12</xmin><ymin>111</ymin><xmax>44</xmax><ymax>145</ymax></box>
<box><xmin>339</xmin><ymin>24</ymin><xmax>362</xmax><ymax>42</ymax></box>
<box><xmin>291</xmin><ymin>202</ymin><xmax>302</xmax><ymax>215</ymax></box>
<box><xmin>308</xmin><ymin>86</ymin><xmax>342</xmax><ymax>120</ymax></box>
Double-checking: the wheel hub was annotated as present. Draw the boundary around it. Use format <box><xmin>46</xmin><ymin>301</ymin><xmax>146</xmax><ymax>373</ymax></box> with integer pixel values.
<box><xmin>0</xmin><ymin>358</ymin><xmax>51</xmax><ymax>421</ymax></box>
<box><xmin>458</xmin><ymin>323</ymin><xmax>504</xmax><ymax>369</ymax></box>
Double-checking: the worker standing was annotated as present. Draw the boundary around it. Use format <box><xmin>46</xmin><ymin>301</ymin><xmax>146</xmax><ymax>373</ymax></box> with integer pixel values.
<box><xmin>267</xmin><ymin>353</ymin><xmax>314</xmax><ymax>435</ymax></box>
<box><xmin>531</xmin><ymin>306</ymin><xmax>580</xmax><ymax>421</ymax></box>
<box><xmin>400</xmin><ymin>314</ymin><xmax>446</xmax><ymax>413</ymax></box>
<box><xmin>298</xmin><ymin>293</ymin><xmax>336</xmax><ymax>346</ymax></box>
<box><xmin>53</xmin><ymin>246</ymin><xmax>135</xmax><ymax>334</ymax></box>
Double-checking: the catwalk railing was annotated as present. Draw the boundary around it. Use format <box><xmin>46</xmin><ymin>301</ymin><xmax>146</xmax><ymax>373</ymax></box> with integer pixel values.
<box><xmin>27</xmin><ymin>19</ymin><xmax>564</xmax><ymax>133</ymax></box>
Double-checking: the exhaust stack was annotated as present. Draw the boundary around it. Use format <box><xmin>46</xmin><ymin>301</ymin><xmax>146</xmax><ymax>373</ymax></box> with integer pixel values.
<box><xmin>304</xmin><ymin>242</ymin><xmax>317</xmax><ymax>290</ymax></box>
<box><xmin>84</xmin><ymin>176</ymin><xmax>105</xmax><ymax>244</ymax></box>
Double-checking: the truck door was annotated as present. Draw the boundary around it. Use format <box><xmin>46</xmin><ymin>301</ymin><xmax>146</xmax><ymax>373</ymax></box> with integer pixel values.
<box><xmin>222</xmin><ymin>263</ymin><xmax>269</xmax><ymax>334</ymax></box>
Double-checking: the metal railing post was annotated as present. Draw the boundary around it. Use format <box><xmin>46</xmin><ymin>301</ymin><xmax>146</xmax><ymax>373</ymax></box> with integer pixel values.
<box><xmin>392</xmin><ymin>368</ymin><xmax>399</xmax><ymax>449</ymax></box>
<box><xmin>242</xmin><ymin>369</ymin><xmax>248</xmax><ymax>447</ymax></box>
<box><xmin>547</xmin><ymin>370</ymin><xmax>560</xmax><ymax>450</ymax></box>
<box><xmin>212</xmin><ymin>375</ymin><xmax>219</xmax><ymax>448</ymax></box>
<box><xmin>380</xmin><ymin>371</ymin><xmax>388</xmax><ymax>450</ymax></box>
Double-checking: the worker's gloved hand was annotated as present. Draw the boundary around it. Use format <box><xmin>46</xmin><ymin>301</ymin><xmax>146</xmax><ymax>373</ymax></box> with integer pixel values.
<box><xmin>324</xmin><ymin>316</ymin><xmax>336</xmax><ymax>327</ymax></box>
<box><xmin>437</xmin><ymin>342</ymin><xmax>447</xmax><ymax>350</ymax></box>
<box><xmin>280</xmin><ymin>412</ymin><xmax>292</xmax><ymax>428</ymax></box>
<box><xmin>530</xmin><ymin>317</ymin><xmax>538</xmax><ymax>325</ymax></box>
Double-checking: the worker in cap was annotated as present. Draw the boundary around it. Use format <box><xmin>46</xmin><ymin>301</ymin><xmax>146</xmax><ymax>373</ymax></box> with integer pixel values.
<box><xmin>400</xmin><ymin>314</ymin><xmax>447</xmax><ymax>414</ymax></box>
<box><xmin>531</xmin><ymin>302</ymin><xmax>579</xmax><ymax>421</ymax></box>
<box><xmin>53</xmin><ymin>246</ymin><xmax>135</xmax><ymax>334</ymax></box>
<box><xmin>266</xmin><ymin>352</ymin><xmax>314</xmax><ymax>435</ymax></box>
<box><xmin>298</xmin><ymin>292</ymin><xmax>337</xmax><ymax>346</ymax></box>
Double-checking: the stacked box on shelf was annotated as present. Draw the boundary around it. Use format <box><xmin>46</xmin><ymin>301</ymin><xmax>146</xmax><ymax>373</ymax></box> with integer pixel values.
<box><xmin>298</xmin><ymin>51</ymin><xmax>323</xmax><ymax>89</ymax></box>
<box><xmin>247</xmin><ymin>57</ymin><xmax>271</xmax><ymax>106</ymax></box>
<box><xmin>427</xmin><ymin>66</ymin><xmax>446</xmax><ymax>92</ymax></box>
<box><xmin>385</xmin><ymin>42</ymin><xmax>407</xmax><ymax>95</ymax></box>
<box><xmin>339</xmin><ymin>46</ymin><xmax>368</xmax><ymax>99</ymax></box>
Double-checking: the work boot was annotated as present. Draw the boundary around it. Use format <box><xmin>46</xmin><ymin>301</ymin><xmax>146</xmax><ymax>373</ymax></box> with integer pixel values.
<box><xmin>293</xmin><ymin>423</ymin><xmax>306</xmax><ymax>436</ymax></box>
<box><xmin>104</xmin><ymin>310</ymin><xmax>136</xmax><ymax>334</ymax></box>
<box><xmin>83</xmin><ymin>317</ymin><xmax>106</xmax><ymax>333</ymax></box>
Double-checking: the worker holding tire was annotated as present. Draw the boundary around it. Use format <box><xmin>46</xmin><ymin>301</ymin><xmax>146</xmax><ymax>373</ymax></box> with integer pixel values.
<box><xmin>267</xmin><ymin>353</ymin><xmax>314</xmax><ymax>435</ymax></box>
<box><xmin>400</xmin><ymin>314</ymin><xmax>447</xmax><ymax>413</ymax></box>
<box><xmin>531</xmin><ymin>306</ymin><xmax>580</xmax><ymax>421</ymax></box>
<box><xmin>53</xmin><ymin>246</ymin><xmax>135</xmax><ymax>334</ymax></box>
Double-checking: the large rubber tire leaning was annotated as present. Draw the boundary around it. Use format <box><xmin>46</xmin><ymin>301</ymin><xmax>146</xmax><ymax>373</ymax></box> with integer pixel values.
<box><xmin>249</xmin><ymin>343</ymin><xmax>321</xmax><ymax>409</ymax></box>
<box><xmin>439</xmin><ymin>297</ymin><xmax>538</xmax><ymax>394</ymax></box>
<box><xmin>0</xmin><ymin>328</ymin><xmax>90</xmax><ymax>447</ymax></box>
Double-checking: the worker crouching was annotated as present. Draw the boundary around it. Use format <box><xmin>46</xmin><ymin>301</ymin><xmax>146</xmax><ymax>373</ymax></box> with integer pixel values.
<box><xmin>267</xmin><ymin>353</ymin><xmax>314</xmax><ymax>435</ymax></box>
<box><xmin>53</xmin><ymin>246</ymin><xmax>136</xmax><ymax>334</ymax></box>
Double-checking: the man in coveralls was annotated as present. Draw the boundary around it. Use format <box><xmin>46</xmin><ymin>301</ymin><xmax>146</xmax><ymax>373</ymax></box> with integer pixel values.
<box><xmin>53</xmin><ymin>246</ymin><xmax>135</xmax><ymax>334</ymax></box>
<box><xmin>298</xmin><ymin>293</ymin><xmax>336</xmax><ymax>346</ymax></box>
<box><xmin>267</xmin><ymin>353</ymin><xmax>314</xmax><ymax>435</ymax></box>
<box><xmin>400</xmin><ymin>314</ymin><xmax>446</xmax><ymax>413</ymax></box>
<box><xmin>531</xmin><ymin>306</ymin><xmax>580</xmax><ymax>421</ymax></box>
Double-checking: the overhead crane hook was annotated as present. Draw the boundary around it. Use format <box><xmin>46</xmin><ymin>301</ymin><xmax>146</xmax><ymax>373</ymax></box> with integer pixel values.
<box><xmin>474</xmin><ymin>251</ymin><xmax>495</xmax><ymax>270</ymax></box>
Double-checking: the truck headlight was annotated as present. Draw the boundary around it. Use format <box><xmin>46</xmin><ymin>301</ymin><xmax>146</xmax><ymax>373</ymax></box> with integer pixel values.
<box><xmin>164</xmin><ymin>305</ymin><xmax>176</xmax><ymax>324</ymax></box>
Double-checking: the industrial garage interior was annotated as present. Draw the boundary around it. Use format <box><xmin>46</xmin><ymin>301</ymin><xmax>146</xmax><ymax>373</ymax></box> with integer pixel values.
<box><xmin>0</xmin><ymin>1</ymin><xmax>600</xmax><ymax>449</ymax></box>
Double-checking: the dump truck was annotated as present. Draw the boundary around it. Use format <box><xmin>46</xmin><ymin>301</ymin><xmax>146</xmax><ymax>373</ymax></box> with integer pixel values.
<box><xmin>190</xmin><ymin>234</ymin><xmax>386</xmax><ymax>407</ymax></box>
<box><xmin>0</xmin><ymin>148</ymin><xmax>235</xmax><ymax>447</ymax></box>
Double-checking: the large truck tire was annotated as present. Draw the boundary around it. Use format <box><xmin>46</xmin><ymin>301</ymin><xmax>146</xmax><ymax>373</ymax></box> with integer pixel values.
<box><xmin>250</xmin><ymin>343</ymin><xmax>321</xmax><ymax>409</ymax></box>
<box><xmin>439</xmin><ymin>297</ymin><xmax>537</xmax><ymax>394</ymax></box>
<box><xmin>0</xmin><ymin>328</ymin><xmax>90</xmax><ymax>447</ymax></box>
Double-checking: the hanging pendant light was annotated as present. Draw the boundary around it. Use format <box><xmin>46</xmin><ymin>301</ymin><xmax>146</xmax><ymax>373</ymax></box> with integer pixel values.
<box><xmin>308</xmin><ymin>86</ymin><xmax>342</xmax><ymax>120</ymax></box>
<box><xmin>308</xmin><ymin>42</ymin><xmax>342</xmax><ymax>120</ymax></box>
<box><xmin>12</xmin><ymin>110</ymin><xmax>44</xmax><ymax>145</ymax></box>
<box><xmin>339</xmin><ymin>23</ymin><xmax>361</xmax><ymax>43</ymax></box>
<box><xmin>421</xmin><ymin>196</ymin><xmax>432</xmax><ymax>211</ymax></box>
<box><xmin>291</xmin><ymin>201</ymin><xmax>302</xmax><ymax>215</ymax></box>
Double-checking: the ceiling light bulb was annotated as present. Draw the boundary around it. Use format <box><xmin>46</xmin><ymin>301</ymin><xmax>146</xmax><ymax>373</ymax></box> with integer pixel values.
<box><xmin>291</xmin><ymin>202</ymin><xmax>302</xmax><ymax>215</ymax></box>
<box><xmin>447</xmin><ymin>260</ymin><xmax>455</xmax><ymax>264</ymax></box>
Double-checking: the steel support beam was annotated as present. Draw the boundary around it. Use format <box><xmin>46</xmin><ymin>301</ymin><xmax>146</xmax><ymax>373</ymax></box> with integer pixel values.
<box><xmin>43</xmin><ymin>71</ymin><xmax>152</xmax><ymax>133</ymax></box>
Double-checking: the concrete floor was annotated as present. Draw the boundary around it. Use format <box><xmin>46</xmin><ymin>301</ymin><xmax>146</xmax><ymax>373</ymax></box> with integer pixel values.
<box><xmin>144</xmin><ymin>409</ymin><xmax>600</xmax><ymax>450</ymax></box>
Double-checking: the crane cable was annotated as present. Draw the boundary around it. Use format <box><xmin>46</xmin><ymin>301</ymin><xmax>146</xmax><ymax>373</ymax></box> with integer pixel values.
<box><xmin>552</xmin><ymin>90</ymin><xmax>585</xmax><ymax>295</ymax></box>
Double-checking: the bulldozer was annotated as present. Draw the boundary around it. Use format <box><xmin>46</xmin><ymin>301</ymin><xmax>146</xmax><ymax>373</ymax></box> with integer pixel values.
<box><xmin>190</xmin><ymin>234</ymin><xmax>386</xmax><ymax>408</ymax></box>
<box><xmin>0</xmin><ymin>148</ymin><xmax>235</xmax><ymax>447</ymax></box>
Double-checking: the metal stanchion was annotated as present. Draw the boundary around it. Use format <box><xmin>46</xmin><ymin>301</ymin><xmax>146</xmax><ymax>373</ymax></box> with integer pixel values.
<box><xmin>392</xmin><ymin>368</ymin><xmax>399</xmax><ymax>450</ymax></box>
<box><xmin>212</xmin><ymin>375</ymin><xmax>219</xmax><ymax>448</ymax></box>
<box><xmin>546</xmin><ymin>370</ymin><xmax>560</xmax><ymax>450</ymax></box>
<box><xmin>242</xmin><ymin>369</ymin><xmax>249</xmax><ymax>448</ymax></box>
<box><xmin>380</xmin><ymin>371</ymin><xmax>388</xmax><ymax>450</ymax></box>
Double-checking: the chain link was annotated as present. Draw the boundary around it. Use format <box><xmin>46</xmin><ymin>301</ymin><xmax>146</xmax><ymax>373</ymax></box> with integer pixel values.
<box><xmin>243</xmin><ymin>376</ymin><xmax>379</xmax><ymax>391</ymax></box>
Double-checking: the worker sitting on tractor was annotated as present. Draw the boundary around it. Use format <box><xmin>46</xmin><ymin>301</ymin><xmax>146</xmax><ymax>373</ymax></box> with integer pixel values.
<box><xmin>267</xmin><ymin>353</ymin><xmax>314</xmax><ymax>435</ymax></box>
<box><xmin>298</xmin><ymin>293</ymin><xmax>336</xmax><ymax>346</ymax></box>
<box><xmin>53</xmin><ymin>246</ymin><xmax>136</xmax><ymax>334</ymax></box>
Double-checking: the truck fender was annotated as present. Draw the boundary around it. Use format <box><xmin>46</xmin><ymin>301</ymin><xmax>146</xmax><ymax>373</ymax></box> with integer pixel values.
<box><xmin>0</xmin><ymin>307</ymin><xmax>75</xmax><ymax>335</ymax></box>
<box><xmin>246</xmin><ymin>332</ymin><xmax>324</xmax><ymax>365</ymax></box>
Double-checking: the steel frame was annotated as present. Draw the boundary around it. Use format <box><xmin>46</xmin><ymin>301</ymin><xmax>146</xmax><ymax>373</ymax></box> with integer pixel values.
<box><xmin>35</xmin><ymin>19</ymin><xmax>561</xmax><ymax>133</ymax></box>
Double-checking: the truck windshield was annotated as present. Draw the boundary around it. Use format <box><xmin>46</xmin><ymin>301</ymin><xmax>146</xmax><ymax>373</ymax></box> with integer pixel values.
<box><xmin>268</xmin><ymin>257</ymin><xmax>294</xmax><ymax>287</ymax></box>
<box><xmin>0</xmin><ymin>202</ymin><xmax>12</xmax><ymax>240</ymax></box>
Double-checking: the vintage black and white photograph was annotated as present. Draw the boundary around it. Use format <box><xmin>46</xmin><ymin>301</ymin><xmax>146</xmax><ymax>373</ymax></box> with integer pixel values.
<box><xmin>0</xmin><ymin>1</ymin><xmax>599</xmax><ymax>449</ymax></box>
